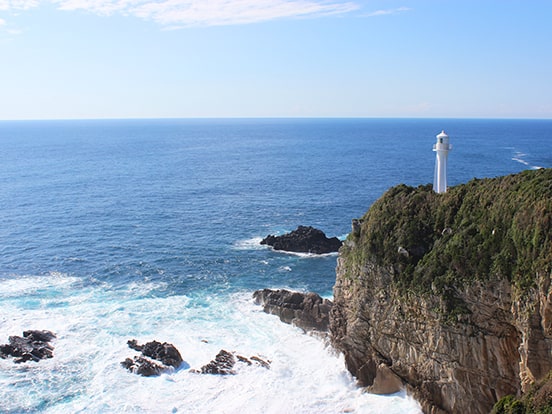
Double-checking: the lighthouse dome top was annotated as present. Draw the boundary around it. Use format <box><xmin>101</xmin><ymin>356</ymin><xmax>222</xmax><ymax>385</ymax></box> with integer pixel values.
<box><xmin>437</xmin><ymin>130</ymin><xmax>448</xmax><ymax>140</ymax></box>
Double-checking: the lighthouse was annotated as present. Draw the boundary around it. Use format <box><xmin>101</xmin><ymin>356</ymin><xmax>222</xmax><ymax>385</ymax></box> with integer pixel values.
<box><xmin>433</xmin><ymin>130</ymin><xmax>452</xmax><ymax>193</ymax></box>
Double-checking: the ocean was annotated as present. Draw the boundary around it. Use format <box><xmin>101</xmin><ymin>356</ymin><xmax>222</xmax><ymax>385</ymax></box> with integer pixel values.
<box><xmin>0</xmin><ymin>118</ymin><xmax>550</xmax><ymax>413</ymax></box>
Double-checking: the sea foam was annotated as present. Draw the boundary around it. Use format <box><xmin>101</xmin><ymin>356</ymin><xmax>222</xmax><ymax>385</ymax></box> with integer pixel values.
<box><xmin>0</xmin><ymin>273</ymin><xmax>421</xmax><ymax>413</ymax></box>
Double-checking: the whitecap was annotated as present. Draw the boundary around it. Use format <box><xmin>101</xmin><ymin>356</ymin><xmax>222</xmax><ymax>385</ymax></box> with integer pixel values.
<box><xmin>269</xmin><ymin>249</ymin><xmax>339</xmax><ymax>258</ymax></box>
<box><xmin>511</xmin><ymin>149</ymin><xmax>543</xmax><ymax>170</ymax></box>
<box><xmin>232</xmin><ymin>236</ymin><xmax>265</xmax><ymax>250</ymax></box>
<box><xmin>512</xmin><ymin>151</ymin><xmax>530</xmax><ymax>166</ymax></box>
<box><xmin>0</xmin><ymin>272</ymin><xmax>80</xmax><ymax>298</ymax></box>
<box><xmin>338</xmin><ymin>233</ymin><xmax>350</xmax><ymax>241</ymax></box>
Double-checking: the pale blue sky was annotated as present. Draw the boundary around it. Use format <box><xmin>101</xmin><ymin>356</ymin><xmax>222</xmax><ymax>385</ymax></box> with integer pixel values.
<box><xmin>1</xmin><ymin>0</ymin><xmax>551</xmax><ymax>120</ymax></box>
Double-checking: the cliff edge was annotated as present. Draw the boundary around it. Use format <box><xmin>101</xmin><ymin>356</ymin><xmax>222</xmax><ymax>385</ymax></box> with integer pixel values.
<box><xmin>330</xmin><ymin>168</ymin><xmax>552</xmax><ymax>413</ymax></box>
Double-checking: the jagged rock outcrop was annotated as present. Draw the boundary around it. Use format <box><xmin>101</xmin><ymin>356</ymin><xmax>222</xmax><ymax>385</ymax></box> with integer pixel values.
<box><xmin>260</xmin><ymin>225</ymin><xmax>342</xmax><ymax>254</ymax></box>
<box><xmin>194</xmin><ymin>349</ymin><xmax>271</xmax><ymax>375</ymax></box>
<box><xmin>198</xmin><ymin>349</ymin><xmax>236</xmax><ymax>375</ymax></box>
<box><xmin>122</xmin><ymin>339</ymin><xmax>183</xmax><ymax>376</ymax></box>
<box><xmin>330</xmin><ymin>169</ymin><xmax>552</xmax><ymax>414</ymax></box>
<box><xmin>253</xmin><ymin>288</ymin><xmax>333</xmax><ymax>333</ymax></box>
<box><xmin>0</xmin><ymin>330</ymin><xmax>56</xmax><ymax>363</ymax></box>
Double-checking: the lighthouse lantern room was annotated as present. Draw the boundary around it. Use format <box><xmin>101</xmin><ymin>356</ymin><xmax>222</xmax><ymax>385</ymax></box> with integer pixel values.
<box><xmin>433</xmin><ymin>130</ymin><xmax>452</xmax><ymax>194</ymax></box>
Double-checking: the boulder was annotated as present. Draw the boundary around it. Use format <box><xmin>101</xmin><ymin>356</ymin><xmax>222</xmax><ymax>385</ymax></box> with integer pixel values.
<box><xmin>253</xmin><ymin>288</ymin><xmax>333</xmax><ymax>333</ymax></box>
<box><xmin>260</xmin><ymin>226</ymin><xmax>342</xmax><ymax>254</ymax></box>
<box><xmin>122</xmin><ymin>339</ymin><xmax>183</xmax><ymax>376</ymax></box>
<box><xmin>0</xmin><ymin>330</ymin><xmax>56</xmax><ymax>363</ymax></box>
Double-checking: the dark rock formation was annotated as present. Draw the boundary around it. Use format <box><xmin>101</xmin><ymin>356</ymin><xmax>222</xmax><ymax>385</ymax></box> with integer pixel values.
<box><xmin>196</xmin><ymin>349</ymin><xmax>271</xmax><ymax>375</ymax></box>
<box><xmin>127</xmin><ymin>339</ymin><xmax>183</xmax><ymax>368</ymax></box>
<box><xmin>253</xmin><ymin>288</ymin><xmax>332</xmax><ymax>333</ymax></box>
<box><xmin>260</xmin><ymin>225</ymin><xmax>342</xmax><ymax>254</ymax></box>
<box><xmin>330</xmin><ymin>169</ymin><xmax>552</xmax><ymax>414</ymax></box>
<box><xmin>121</xmin><ymin>356</ymin><xmax>169</xmax><ymax>377</ymax></box>
<box><xmin>199</xmin><ymin>349</ymin><xmax>236</xmax><ymax>375</ymax></box>
<box><xmin>0</xmin><ymin>330</ymin><xmax>56</xmax><ymax>363</ymax></box>
<box><xmin>122</xmin><ymin>339</ymin><xmax>183</xmax><ymax>376</ymax></box>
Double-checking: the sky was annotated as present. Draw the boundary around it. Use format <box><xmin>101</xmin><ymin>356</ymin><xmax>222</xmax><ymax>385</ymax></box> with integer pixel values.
<box><xmin>0</xmin><ymin>0</ymin><xmax>551</xmax><ymax>120</ymax></box>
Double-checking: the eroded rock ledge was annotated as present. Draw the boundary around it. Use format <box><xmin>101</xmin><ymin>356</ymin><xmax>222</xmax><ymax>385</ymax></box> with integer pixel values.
<box><xmin>253</xmin><ymin>288</ymin><xmax>332</xmax><ymax>333</ymax></box>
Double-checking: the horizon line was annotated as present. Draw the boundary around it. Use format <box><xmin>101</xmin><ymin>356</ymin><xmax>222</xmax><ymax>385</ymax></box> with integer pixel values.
<box><xmin>1</xmin><ymin>115</ymin><xmax>552</xmax><ymax>122</ymax></box>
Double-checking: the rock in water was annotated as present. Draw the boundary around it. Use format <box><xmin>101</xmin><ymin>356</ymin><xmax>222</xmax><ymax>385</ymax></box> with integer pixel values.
<box><xmin>0</xmin><ymin>330</ymin><xmax>56</xmax><ymax>363</ymax></box>
<box><xmin>122</xmin><ymin>339</ymin><xmax>183</xmax><ymax>376</ymax></box>
<box><xmin>196</xmin><ymin>349</ymin><xmax>271</xmax><ymax>375</ymax></box>
<box><xmin>253</xmin><ymin>288</ymin><xmax>333</xmax><ymax>333</ymax></box>
<box><xmin>127</xmin><ymin>339</ymin><xmax>183</xmax><ymax>368</ymax></box>
<box><xmin>260</xmin><ymin>225</ymin><xmax>342</xmax><ymax>254</ymax></box>
<box><xmin>199</xmin><ymin>350</ymin><xmax>236</xmax><ymax>375</ymax></box>
<box><xmin>121</xmin><ymin>356</ymin><xmax>167</xmax><ymax>377</ymax></box>
<box><xmin>23</xmin><ymin>330</ymin><xmax>56</xmax><ymax>343</ymax></box>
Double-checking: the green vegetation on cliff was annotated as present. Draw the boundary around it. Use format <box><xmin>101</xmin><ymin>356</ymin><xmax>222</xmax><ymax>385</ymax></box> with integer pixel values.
<box><xmin>345</xmin><ymin>168</ymin><xmax>552</xmax><ymax>302</ymax></box>
<box><xmin>492</xmin><ymin>370</ymin><xmax>552</xmax><ymax>414</ymax></box>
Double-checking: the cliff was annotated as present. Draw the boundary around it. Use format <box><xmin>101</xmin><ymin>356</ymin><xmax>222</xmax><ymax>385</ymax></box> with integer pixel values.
<box><xmin>330</xmin><ymin>168</ymin><xmax>552</xmax><ymax>414</ymax></box>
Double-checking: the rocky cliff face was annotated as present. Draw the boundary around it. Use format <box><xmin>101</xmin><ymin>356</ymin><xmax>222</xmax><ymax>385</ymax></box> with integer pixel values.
<box><xmin>330</xmin><ymin>169</ymin><xmax>552</xmax><ymax>414</ymax></box>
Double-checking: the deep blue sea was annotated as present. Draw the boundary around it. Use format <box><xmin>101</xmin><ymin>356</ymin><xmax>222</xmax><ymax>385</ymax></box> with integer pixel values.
<box><xmin>1</xmin><ymin>118</ymin><xmax>550</xmax><ymax>413</ymax></box>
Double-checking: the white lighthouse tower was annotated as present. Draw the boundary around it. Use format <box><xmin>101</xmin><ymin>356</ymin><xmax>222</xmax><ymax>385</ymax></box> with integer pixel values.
<box><xmin>433</xmin><ymin>130</ymin><xmax>452</xmax><ymax>193</ymax></box>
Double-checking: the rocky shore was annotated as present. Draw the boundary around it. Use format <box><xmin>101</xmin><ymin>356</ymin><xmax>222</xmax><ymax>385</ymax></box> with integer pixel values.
<box><xmin>330</xmin><ymin>169</ymin><xmax>552</xmax><ymax>413</ymax></box>
<box><xmin>4</xmin><ymin>169</ymin><xmax>550</xmax><ymax>413</ymax></box>
<box><xmin>255</xmin><ymin>169</ymin><xmax>551</xmax><ymax>413</ymax></box>
<box><xmin>121</xmin><ymin>339</ymin><xmax>270</xmax><ymax>377</ymax></box>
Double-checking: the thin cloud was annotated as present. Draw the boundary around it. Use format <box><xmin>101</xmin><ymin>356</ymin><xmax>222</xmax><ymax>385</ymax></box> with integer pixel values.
<box><xmin>364</xmin><ymin>6</ymin><xmax>410</xmax><ymax>17</ymax></box>
<box><xmin>0</xmin><ymin>0</ymin><xmax>40</xmax><ymax>10</ymax></box>
<box><xmin>51</xmin><ymin>0</ymin><xmax>360</xmax><ymax>26</ymax></box>
<box><xmin>53</xmin><ymin>0</ymin><xmax>140</xmax><ymax>16</ymax></box>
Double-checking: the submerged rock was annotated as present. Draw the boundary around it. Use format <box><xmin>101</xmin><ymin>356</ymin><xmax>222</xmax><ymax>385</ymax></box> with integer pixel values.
<box><xmin>260</xmin><ymin>225</ymin><xmax>342</xmax><ymax>254</ymax></box>
<box><xmin>253</xmin><ymin>288</ymin><xmax>333</xmax><ymax>333</ymax></box>
<box><xmin>122</xmin><ymin>339</ymin><xmax>183</xmax><ymax>376</ymax></box>
<box><xmin>0</xmin><ymin>330</ymin><xmax>56</xmax><ymax>363</ymax></box>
